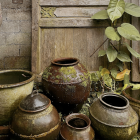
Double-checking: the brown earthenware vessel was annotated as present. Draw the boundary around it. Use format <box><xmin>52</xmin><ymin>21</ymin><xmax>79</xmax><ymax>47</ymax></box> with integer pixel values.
<box><xmin>42</xmin><ymin>57</ymin><xmax>91</xmax><ymax>114</ymax></box>
<box><xmin>10</xmin><ymin>90</ymin><xmax>61</xmax><ymax>140</ymax></box>
<box><xmin>89</xmin><ymin>93</ymin><xmax>138</xmax><ymax>140</ymax></box>
<box><xmin>60</xmin><ymin>113</ymin><xmax>95</xmax><ymax>140</ymax></box>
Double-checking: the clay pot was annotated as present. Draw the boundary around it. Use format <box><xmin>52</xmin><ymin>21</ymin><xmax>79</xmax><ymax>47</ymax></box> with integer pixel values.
<box><xmin>0</xmin><ymin>70</ymin><xmax>35</xmax><ymax>125</ymax></box>
<box><xmin>60</xmin><ymin>113</ymin><xmax>95</xmax><ymax>140</ymax></box>
<box><xmin>89</xmin><ymin>93</ymin><xmax>138</xmax><ymax>140</ymax></box>
<box><xmin>42</xmin><ymin>57</ymin><xmax>91</xmax><ymax>113</ymax></box>
<box><xmin>122</xmin><ymin>86</ymin><xmax>140</xmax><ymax>131</ymax></box>
<box><xmin>10</xmin><ymin>90</ymin><xmax>61</xmax><ymax>140</ymax></box>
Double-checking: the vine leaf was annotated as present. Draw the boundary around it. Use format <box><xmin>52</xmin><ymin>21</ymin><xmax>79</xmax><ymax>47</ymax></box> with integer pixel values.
<box><xmin>106</xmin><ymin>46</ymin><xmax>118</xmax><ymax>62</ymax></box>
<box><xmin>98</xmin><ymin>50</ymin><xmax>106</xmax><ymax>57</ymax></box>
<box><xmin>116</xmin><ymin>69</ymin><xmax>130</xmax><ymax>81</ymax></box>
<box><xmin>125</xmin><ymin>3</ymin><xmax>140</xmax><ymax>17</ymax></box>
<box><xmin>110</xmin><ymin>69</ymin><xmax>118</xmax><ymax>78</ymax></box>
<box><xmin>91</xmin><ymin>10</ymin><xmax>109</xmax><ymax>19</ymax></box>
<box><xmin>105</xmin><ymin>27</ymin><xmax>120</xmax><ymax>41</ymax></box>
<box><xmin>129</xmin><ymin>83</ymin><xmax>140</xmax><ymax>90</ymax></box>
<box><xmin>107</xmin><ymin>0</ymin><xmax>125</xmax><ymax>22</ymax></box>
<box><xmin>103</xmin><ymin>73</ymin><xmax>112</xmax><ymax>87</ymax></box>
<box><xmin>124</xmin><ymin>42</ymin><xmax>140</xmax><ymax>58</ymax></box>
<box><xmin>117</xmin><ymin>23</ymin><xmax>140</xmax><ymax>41</ymax></box>
<box><xmin>117</xmin><ymin>51</ymin><xmax>132</xmax><ymax>62</ymax></box>
<box><xmin>101</xmin><ymin>68</ymin><xmax>110</xmax><ymax>76</ymax></box>
<box><xmin>116</xmin><ymin>62</ymin><xmax>123</xmax><ymax>71</ymax></box>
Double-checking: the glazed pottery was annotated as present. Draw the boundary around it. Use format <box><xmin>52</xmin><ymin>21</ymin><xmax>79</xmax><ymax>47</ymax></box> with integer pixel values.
<box><xmin>10</xmin><ymin>90</ymin><xmax>61</xmax><ymax>140</ymax></box>
<box><xmin>0</xmin><ymin>70</ymin><xmax>35</xmax><ymax>125</ymax></box>
<box><xmin>42</xmin><ymin>57</ymin><xmax>90</xmax><ymax>113</ymax></box>
<box><xmin>89</xmin><ymin>93</ymin><xmax>138</xmax><ymax>140</ymax></box>
<box><xmin>122</xmin><ymin>86</ymin><xmax>140</xmax><ymax>130</ymax></box>
<box><xmin>60</xmin><ymin>113</ymin><xmax>95</xmax><ymax>140</ymax></box>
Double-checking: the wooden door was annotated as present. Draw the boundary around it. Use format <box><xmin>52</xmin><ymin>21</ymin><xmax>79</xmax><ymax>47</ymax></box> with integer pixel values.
<box><xmin>32</xmin><ymin>0</ymin><xmax>135</xmax><ymax>81</ymax></box>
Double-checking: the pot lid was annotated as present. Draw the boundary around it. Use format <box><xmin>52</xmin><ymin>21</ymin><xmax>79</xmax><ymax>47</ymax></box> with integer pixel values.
<box><xmin>19</xmin><ymin>90</ymin><xmax>51</xmax><ymax>112</ymax></box>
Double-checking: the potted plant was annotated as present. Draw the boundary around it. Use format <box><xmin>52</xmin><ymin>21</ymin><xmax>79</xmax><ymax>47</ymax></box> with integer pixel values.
<box><xmin>90</xmin><ymin>0</ymin><xmax>140</xmax><ymax>95</ymax></box>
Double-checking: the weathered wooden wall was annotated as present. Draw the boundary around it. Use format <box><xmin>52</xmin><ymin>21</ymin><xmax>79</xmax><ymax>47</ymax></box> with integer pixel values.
<box><xmin>32</xmin><ymin>0</ymin><xmax>140</xmax><ymax>82</ymax></box>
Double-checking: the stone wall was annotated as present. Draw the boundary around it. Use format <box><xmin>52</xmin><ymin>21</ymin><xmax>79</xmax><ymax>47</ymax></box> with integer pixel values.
<box><xmin>0</xmin><ymin>0</ymin><xmax>31</xmax><ymax>70</ymax></box>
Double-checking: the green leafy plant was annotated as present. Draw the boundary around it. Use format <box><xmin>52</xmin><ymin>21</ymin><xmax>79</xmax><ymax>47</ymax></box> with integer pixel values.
<box><xmin>90</xmin><ymin>0</ymin><xmax>140</xmax><ymax>65</ymax></box>
<box><xmin>91</xmin><ymin>66</ymin><xmax>131</xmax><ymax>96</ymax></box>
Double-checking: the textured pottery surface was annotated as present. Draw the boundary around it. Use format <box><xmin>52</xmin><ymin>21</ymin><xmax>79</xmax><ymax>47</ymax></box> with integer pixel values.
<box><xmin>0</xmin><ymin>70</ymin><xmax>35</xmax><ymax>125</ymax></box>
<box><xmin>60</xmin><ymin>113</ymin><xmax>95</xmax><ymax>140</ymax></box>
<box><xmin>10</xmin><ymin>91</ymin><xmax>61</xmax><ymax>140</ymax></box>
<box><xmin>42</xmin><ymin>57</ymin><xmax>90</xmax><ymax>113</ymax></box>
<box><xmin>89</xmin><ymin>93</ymin><xmax>138</xmax><ymax>140</ymax></box>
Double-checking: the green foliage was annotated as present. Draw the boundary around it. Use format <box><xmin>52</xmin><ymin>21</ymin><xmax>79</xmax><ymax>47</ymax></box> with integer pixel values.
<box><xmin>117</xmin><ymin>51</ymin><xmax>132</xmax><ymax>62</ymax></box>
<box><xmin>103</xmin><ymin>73</ymin><xmax>112</xmax><ymax>87</ymax></box>
<box><xmin>91</xmin><ymin>10</ymin><xmax>109</xmax><ymax>19</ymax></box>
<box><xmin>117</xmin><ymin>23</ymin><xmax>140</xmax><ymax>41</ymax></box>
<box><xmin>116</xmin><ymin>62</ymin><xmax>123</xmax><ymax>71</ymax></box>
<box><xmin>110</xmin><ymin>69</ymin><xmax>118</xmax><ymax>78</ymax></box>
<box><xmin>105</xmin><ymin>27</ymin><xmax>120</xmax><ymax>41</ymax></box>
<box><xmin>98</xmin><ymin>50</ymin><xmax>106</xmax><ymax>57</ymax></box>
<box><xmin>107</xmin><ymin>0</ymin><xmax>125</xmax><ymax>22</ymax></box>
<box><xmin>125</xmin><ymin>3</ymin><xmax>140</xmax><ymax>17</ymax></box>
<box><xmin>124</xmin><ymin>42</ymin><xmax>140</xmax><ymax>58</ymax></box>
<box><xmin>106</xmin><ymin>46</ymin><xmax>118</xmax><ymax>62</ymax></box>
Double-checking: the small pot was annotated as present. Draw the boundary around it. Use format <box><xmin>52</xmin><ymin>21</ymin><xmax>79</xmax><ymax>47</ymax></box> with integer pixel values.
<box><xmin>89</xmin><ymin>93</ymin><xmax>138</xmax><ymax>140</ymax></box>
<box><xmin>10</xmin><ymin>90</ymin><xmax>61</xmax><ymax>140</ymax></box>
<box><xmin>60</xmin><ymin>113</ymin><xmax>95</xmax><ymax>140</ymax></box>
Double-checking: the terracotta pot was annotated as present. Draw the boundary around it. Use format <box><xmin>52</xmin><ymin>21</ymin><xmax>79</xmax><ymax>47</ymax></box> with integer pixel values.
<box><xmin>10</xmin><ymin>90</ymin><xmax>61</xmax><ymax>140</ymax></box>
<box><xmin>122</xmin><ymin>86</ymin><xmax>140</xmax><ymax>131</ymax></box>
<box><xmin>89</xmin><ymin>93</ymin><xmax>138</xmax><ymax>140</ymax></box>
<box><xmin>0</xmin><ymin>70</ymin><xmax>35</xmax><ymax>125</ymax></box>
<box><xmin>60</xmin><ymin>113</ymin><xmax>95</xmax><ymax>140</ymax></box>
<box><xmin>42</xmin><ymin>57</ymin><xmax>91</xmax><ymax>113</ymax></box>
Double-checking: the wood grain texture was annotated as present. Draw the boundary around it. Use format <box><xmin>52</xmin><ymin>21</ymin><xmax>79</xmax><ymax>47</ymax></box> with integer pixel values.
<box><xmin>131</xmin><ymin>0</ymin><xmax>140</xmax><ymax>82</ymax></box>
<box><xmin>40</xmin><ymin>0</ymin><xmax>131</xmax><ymax>6</ymax></box>
<box><xmin>39</xmin><ymin>18</ymin><xmax>109</xmax><ymax>28</ymax></box>
<box><xmin>53</xmin><ymin>7</ymin><xmax>106</xmax><ymax>18</ymax></box>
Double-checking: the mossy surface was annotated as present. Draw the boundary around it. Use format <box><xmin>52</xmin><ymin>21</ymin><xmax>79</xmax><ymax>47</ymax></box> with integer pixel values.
<box><xmin>42</xmin><ymin>67</ymin><xmax>52</xmax><ymax>80</ymax></box>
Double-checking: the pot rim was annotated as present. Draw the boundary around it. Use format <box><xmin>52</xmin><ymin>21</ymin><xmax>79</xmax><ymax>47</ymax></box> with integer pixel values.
<box><xmin>89</xmin><ymin>100</ymin><xmax>139</xmax><ymax>128</ymax></box>
<box><xmin>99</xmin><ymin>93</ymin><xmax>129</xmax><ymax>110</ymax></box>
<box><xmin>122</xmin><ymin>86</ymin><xmax>140</xmax><ymax>104</ymax></box>
<box><xmin>0</xmin><ymin>70</ymin><xmax>35</xmax><ymax>89</ymax></box>
<box><xmin>65</xmin><ymin>113</ymin><xmax>91</xmax><ymax>130</ymax></box>
<box><xmin>51</xmin><ymin>57</ymin><xmax>79</xmax><ymax>66</ymax></box>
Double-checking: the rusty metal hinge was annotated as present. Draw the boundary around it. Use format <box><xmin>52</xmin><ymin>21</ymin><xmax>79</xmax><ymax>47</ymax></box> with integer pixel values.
<box><xmin>12</xmin><ymin>0</ymin><xmax>23</xmax><ymax>4</ymax></box>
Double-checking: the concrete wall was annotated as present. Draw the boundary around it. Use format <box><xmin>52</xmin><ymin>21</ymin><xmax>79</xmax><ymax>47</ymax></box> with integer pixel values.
<box><xmin>0</xmin><ymin>0</ymin><xmax>31</xmax><ymax>70</ymax></box>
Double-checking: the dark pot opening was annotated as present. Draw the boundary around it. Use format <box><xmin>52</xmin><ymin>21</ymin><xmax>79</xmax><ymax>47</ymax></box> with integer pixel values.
<box><xmin>52</xmin><ymin>57</ymin><xmax>79</xmax><ymax>66</ymax></box>
<box><xmin>68</xmin><ymin>118</ymin><xmax>88</xmax><ymax>128</ymax></box>
<box><xmin>66</xmin><ymin>113</ymin><xmax>90</xmax><ymax>130</ymax></box>
<box><xmin>0</xmin><ymin>70</ymin><xmax>35</xmax><ymax>88</ymax></box>
<box><xmin>100</xmin><ymin>93</ymin><xmax>129</xmax><ymax>110</ymax></box>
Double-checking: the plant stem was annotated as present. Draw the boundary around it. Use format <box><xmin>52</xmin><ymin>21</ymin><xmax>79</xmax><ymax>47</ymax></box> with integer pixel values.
<box><xmin>110</xmin><ymin>42</ymin><xmax>118</xmax><ymax>52</ymax></box>
<box><xmin>90</xmin><ymin>38</ymin><xmax>108</xmax><ymax>57</ymax></box>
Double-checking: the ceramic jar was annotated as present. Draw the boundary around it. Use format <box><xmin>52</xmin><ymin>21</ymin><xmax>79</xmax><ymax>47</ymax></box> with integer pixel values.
<box><xmin>60</xmin><ymin>113</ymin><xmax>95</xmax><ymax>140</ymax></box>
<box><xmin>89</xmin><ymin>93</ymin><xmax>138</xmax><ymax>140</ymax></box>
<box><xmin>10</xmin><ymin>90</ymin><xmax>61</xmax><ymax>140</ymax></box>
<box><xmin>42</xmin><ymin>57</ymin><xmax>91</xmax><ymax>113</ymax></box>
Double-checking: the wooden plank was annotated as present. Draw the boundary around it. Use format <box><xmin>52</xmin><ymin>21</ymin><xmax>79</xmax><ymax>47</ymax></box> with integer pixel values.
<box><xmin>131</xmin><ymin>0</ymin><xmax>140</xmax><ymax>82</ymax></box>
<box><xmin>41</xmin><ymin>29</ymin><xmax>55</xmax><ymax>73</ymax></box>
<box><xmin>87</xmin><ymin>28</ymin><xmax>106</xmax><ymax>71</ymax></box>
<box><xmin>32</xmin><ymin>0</ymin><xmax>40</xmax><ymax>74</ymax></box>
<box><xmin>39</xmin><ymin>0</ymin><xmax>110</xmax><ymax>6</ymax></box>
<box><xmin>41</xmin><ymin>7</ymin><xmax>106</xmax><ymax>18</ymax></box>
<box><xmin>39</xmin><ymin>18</ymin><xmax>109</xmax><ymax>27</ymax></box>
<box><xmin>73</xmin><ymin>28</ymin><xmax>87</xmax><ymax>67</ymax></box>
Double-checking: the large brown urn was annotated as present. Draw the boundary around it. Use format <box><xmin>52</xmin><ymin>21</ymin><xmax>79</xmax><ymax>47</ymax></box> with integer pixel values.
<box><xmin>10</xmin><ymin>90</ymin><xmax>61</xmax><ymax>140</ymax></box>
<box><xmin>60</xmin><ymin>113</ymin><xmax>95</xmax><ymax>140</ymax></box>
<box><xmin>42</xmin><ymin>57</ymin><xmax>91</xmax><ymax>113</ymax></box>
<box><xmin>89</xmin><ymin>93</ymin><xmax>138</xmax><ymax>140</ymax></box>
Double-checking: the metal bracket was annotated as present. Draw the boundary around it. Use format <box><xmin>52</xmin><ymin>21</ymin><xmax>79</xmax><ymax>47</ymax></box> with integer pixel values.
<box><xmin>12</xmin><ymin>0</ymin><xmax>23</xmax><ymax>4</ymax></box>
